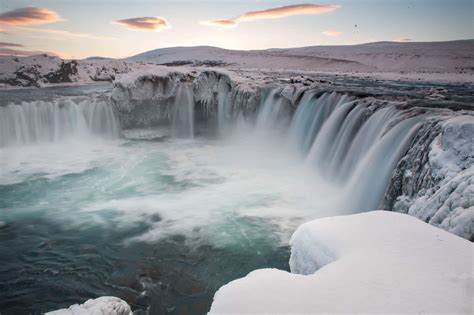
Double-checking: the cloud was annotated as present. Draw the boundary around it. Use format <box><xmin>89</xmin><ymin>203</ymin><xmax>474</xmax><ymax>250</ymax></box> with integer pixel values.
<box><xmin>113</xmin><ymin>17</ymin><xmax>170</xmax><ymax>31</ymax></box>
<box><xmin>15</xmin><ymin>27</ymin><xmax>116</xmax><ymax>41</ymax></box>
<box><xmin>0</xmin><ymin>42</ymin><xmax>24</xmax><ymax>47</ymax></box>
<box><xmin>396</xmin><ymin>37</ymin><xmax>413</xmax><ymax>42</ymax></box>
<box><xmin>322</xmin><ymin>30</ymin><xmax>342</xmax><ymax>37</ymax></box>
<box><xmin>202</xmin><ymin>3</ymin><xmax>340</xmax><ymax>28</ymax></box>
<box><xmin>0</xmin><ymin>47</ymin><xmax>41</xmax><ymax>56</ymax></box>
<box><xmin>0</xmin><ymin>7</ymin><xmax>63</xmax><ymax>26</ymax></box>
<box><xmin>201</xmin><ymin>19</ymin><xmax>237</xmax><ymax>28</ymax></box>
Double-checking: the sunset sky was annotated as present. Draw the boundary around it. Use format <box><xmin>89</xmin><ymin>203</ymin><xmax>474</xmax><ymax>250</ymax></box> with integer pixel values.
<box><xmin>0</xmin><ymin>0</ymin><xmax>472</xmax><ymax>59</ymax></box>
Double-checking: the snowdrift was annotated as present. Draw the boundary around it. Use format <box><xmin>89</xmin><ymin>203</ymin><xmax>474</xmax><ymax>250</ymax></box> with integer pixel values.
<box><xmin>210</xmin><ymin>211</ymin><xmax>473</xmax><ymax>314</ymax></box>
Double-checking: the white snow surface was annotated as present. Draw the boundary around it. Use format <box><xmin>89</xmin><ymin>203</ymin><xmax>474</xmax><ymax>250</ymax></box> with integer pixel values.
<box><xmin>210</xmin><ymin>211</ymin><xmax>474</xmax><ymax>314</ymax></box>
<box><xmin>46</xmin><ymin>296</ymin><xmax>132</xmax><ymax>315</ymax></box>
<box><xmin>129</xmin><ymin>40</ymin><xmax>474</xmax><ymax>83</ymax></box>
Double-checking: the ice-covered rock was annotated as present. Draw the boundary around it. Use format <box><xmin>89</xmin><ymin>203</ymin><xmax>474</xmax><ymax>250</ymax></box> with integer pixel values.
<box><xmin>210</xmin><ymin>211</ymin><xmax>473</xmax><ymax>314</ymax></box>
<box><xmin>111</xmin><ymin>69</ymin><xmax>267</xmax><ymax>129</ymax></box>
<box><xmin>387</xmin><ymin>114</ymin><xmax>474</xmax><ymax>240</ymax></box>
<box><xmin>0</xmin><ymin>54</ymin><xmax>153</xmax><ymax>88</ymax></box>
<box><xmin>46</xmin><ymin>296</ymin><xmax>132</xmax><ymax>315</ymax></box>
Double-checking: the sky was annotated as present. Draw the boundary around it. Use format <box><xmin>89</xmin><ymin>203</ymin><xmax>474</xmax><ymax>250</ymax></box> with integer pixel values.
<box><xmin>0</xmin><ymin>0</ymin><xmax>472</xmax><ymax>59</ymax></box>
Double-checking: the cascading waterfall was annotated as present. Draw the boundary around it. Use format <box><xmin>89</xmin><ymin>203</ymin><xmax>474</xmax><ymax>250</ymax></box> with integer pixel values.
<box><xmin>217</xmin><ymin>81</ymin><xmax>233</xmax><ymax>134</ymax></box>
<box><xmin>171</xmin><ymin>84</ymin><xmax>194</xmax><ymax>138</ymax></box>
<box><xmin>0</xmin><ymin>98</ymin><xmax>120</xmax><ymax>147</ymax></box>
<box><xmin>255</xmin><ymin>88</ymin><xmax>422</xmax><ymax>213</ymax></box>
<box><xmin>255</xmin><ymin>89</ymin><xmax>292</xmax><ymax>132</ymax></box>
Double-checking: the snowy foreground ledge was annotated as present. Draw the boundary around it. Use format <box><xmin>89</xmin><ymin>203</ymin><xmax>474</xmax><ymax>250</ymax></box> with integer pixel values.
<box><xmin>46</xmin><ymin>296</ymin><xmax>132</xmax><ymax>315</ymax></box>
<box><xmin>210</xmin><ymin>211</ymin><xmax>473</xmax><ymax>314</ymax></box>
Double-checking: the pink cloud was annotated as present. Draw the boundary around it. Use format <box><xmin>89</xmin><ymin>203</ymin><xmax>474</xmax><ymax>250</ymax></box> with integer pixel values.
<box><xmin>322</xmin><ymin>30</ymin><xmax>342</xmax><ymax>37</ymax></box>
<box><xmin>0</xmin><ymin>7</ymin><xmax>63</xmax><ymax>26</ymax></box>
<box><xmin>396</xmin><ymin>38</ymin><xmax>413</xmax><ymax>42</ymax></box>
<box><xmin>113</xmin><ymin>17</ymin><xmax>170</xmax><ymax>31</ymax></box>
<box><xmin>202</xmin><ymin>3</ymin><xmax>340</xmax><ymax>28</ymax></box>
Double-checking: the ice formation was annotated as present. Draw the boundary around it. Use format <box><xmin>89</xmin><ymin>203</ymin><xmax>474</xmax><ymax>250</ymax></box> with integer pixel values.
<box><xmin>210</xmin><ymin>211</ymin><xmax>474</xmax><ymax>314</ymax></box>
<box><xmin>46</xmin><ymin>296</ymin><xmax>132</xmax><ymax>315</ymax></box>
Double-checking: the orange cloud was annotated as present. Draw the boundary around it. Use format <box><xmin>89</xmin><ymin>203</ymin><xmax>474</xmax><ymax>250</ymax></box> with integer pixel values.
<box><xmin>202</xmin><ymin>3</ymin><xmax>340</xmax><ymax>28</ymax></box>
<box><xmin>201</xmin><ymin>19</ymin><xmax>238</xmax><ymax>28</ymax></box>
<box><xmin>113</xmin><ymin>17</ymin><xmax>170</xmax><ymax>31</ymax></box>
<box><xmin>0</xmin><ymin>7</ymin><xmax>62</xmax><ymax>26</ymax></box>
<box><xmin>322</xmin><ymin>30</ymin><xmax>342</xmax><ymax>37</ymax></box>
<box><xmin>396</xmin><ymin>38</ymin><xmax>413</xmax><ymax>42</ymax></box>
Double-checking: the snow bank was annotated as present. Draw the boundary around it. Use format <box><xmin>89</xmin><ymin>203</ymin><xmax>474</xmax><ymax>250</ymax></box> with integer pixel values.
<box><xmin>210</xmin><ymin>211</ymin><xmax>473</xmax><ymax>314</ymax></box>
<box><xmin>46</xmin><ymin>296</ymin><xmax>132</xmax><ymax>315</ymax></box>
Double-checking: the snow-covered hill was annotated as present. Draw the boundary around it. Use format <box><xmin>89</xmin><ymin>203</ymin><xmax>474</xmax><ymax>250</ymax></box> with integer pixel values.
<box><xmin>130</xmin><ymin>40</ymin><xmax>474</xmax><ymax>77</ymax></box>
<box><xmin>1</xmin><ymin>40</ymin><xmax>473</xmax><ymax>88</ymax></box>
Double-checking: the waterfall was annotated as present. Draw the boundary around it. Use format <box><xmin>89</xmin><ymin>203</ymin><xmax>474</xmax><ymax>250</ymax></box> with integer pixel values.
<box><xmin>288</xmin><ymin>92</ymin><xmax>350</xmax><ymax>155</ymax></box>
<box><xmin>217</xmin><ymin>81</ymin><xmax>232</xmax><ymax>135</ymax></box>
<box><xmin>267</xmin><ymin>90</ymin><xmax>422</xmax><ymax>212</ymax></box>
<box><xmin>171</xmin><ymin>84</ymin><xmax>194</xmax><ymax>138</ymax></box>
<box><xmin>0</xmin><ymin>98</ymin><xmax>120</xmax><ymax>147</ymax></box>
<box><xmin>255</xmin><ymin>89</ymin><xmax>292</xmax><ymax>132</ymax></box>
<box><xmin>345</xmin><ymin>116</ymin><xmax>422</xmax><ymax>211</ymax></box>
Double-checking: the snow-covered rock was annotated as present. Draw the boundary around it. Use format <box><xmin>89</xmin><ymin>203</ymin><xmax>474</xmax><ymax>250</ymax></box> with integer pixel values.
<box><xmin>0</xmin><ymin>54</ymin><xmax>157</xmax><ymax>88</ymax></box>
<box><xmin>46</xmin><ymin>296</ymin><xmax>132</xmax><ymax>315</ymax></box>
<box><xmin>388</xmin><ymin>114</ymin><xmax>474</xmax><ymax>240</ymax></box>
<box><xmin>210</xmin><ymin>211</ymin><xmax>473</xmax><ymax>314</ymax></box>
<box><xmin>111</xmin><ymin>69</ymin><xmax>283</xmax><ymax>128</ymax></box>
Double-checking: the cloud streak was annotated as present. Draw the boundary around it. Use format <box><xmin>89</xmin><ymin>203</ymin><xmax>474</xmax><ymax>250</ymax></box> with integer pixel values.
<box><xmin>202</xmin><ymin>3</ymin><xmax>340</xmax><ymax>28</ymax></box>
<box><xmin>0</xmin><ymin>7</ymin><xmax>63</xmax><ymax>26</ymax></box>
<box><xmin>0</xmin><ymin>42</ymin><xmax>24</xmax><ymax>48</ymax></box>
<box><xmin>113</xmin><ymin>17</ymin><xmax>170</xmax><ymax>31</ymax></box>
<box><xmin>15</xmin><ymin>27</ymin><xmax>116</xmax><ymax>41</ymax></box>
<box><xmin>322</xmin><ymin>30</ymin><xmax>342</xmax><ymax>37</ymax></box>
<box><xmin>396</xmin><ymin>37</ymin><xmax>412</xmax><ymax>42</ymax></box>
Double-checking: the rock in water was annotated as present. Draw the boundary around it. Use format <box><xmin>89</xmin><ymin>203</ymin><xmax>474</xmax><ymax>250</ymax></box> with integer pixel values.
<box><xmin>46</xmin><ymin>296</ymin><xmax>132</xmax><ymax>315</ymax></box>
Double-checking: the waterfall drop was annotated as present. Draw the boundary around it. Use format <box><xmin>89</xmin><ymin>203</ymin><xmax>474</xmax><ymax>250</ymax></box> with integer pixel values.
<box><xmin>171</xmin><ymin>84</ymin><xmax>194</xmax><ymax>138</ymax></box>
<box><xmin>0</xmin><ymin>98</ymin><xmax>120</xmax><ymax>147</ymax></box>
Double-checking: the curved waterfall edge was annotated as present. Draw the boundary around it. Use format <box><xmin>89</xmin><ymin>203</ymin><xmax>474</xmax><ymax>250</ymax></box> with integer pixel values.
<box><xmin>2</xmin><ymin>69</ymin><xmax>472</xmax><ymax>240</ymax></box>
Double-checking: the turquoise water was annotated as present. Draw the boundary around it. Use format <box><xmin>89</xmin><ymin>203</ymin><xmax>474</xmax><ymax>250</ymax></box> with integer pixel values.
<box><xmin>1</xmin><ymin>132</ymin><xmax>334</xmax><ymax>314</ymax></box>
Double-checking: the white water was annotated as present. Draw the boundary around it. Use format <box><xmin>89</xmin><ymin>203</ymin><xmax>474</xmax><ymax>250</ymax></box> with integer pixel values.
<box><xmin>255</xmin><ymin>89</ymin><xmax>292</xmax><ymax>133</ymax></box>
<box><xmin>257</xmin><ymin>90</ymin><xmax>422</xmax><ymax>213</ymax></box>
<box><xmin>171</xmin><ymin>84</ymin><xmax>194</xmax><ymax>138</ymax></box>
<box><xmin>1</xmin><ymin>88</ymin><xmax>422</xmax><ymax>245</ymax></box>
<box><xmin>0</xmin><ymin>98</ymin><xmax>119</xmax><ymax>147</ymax></box>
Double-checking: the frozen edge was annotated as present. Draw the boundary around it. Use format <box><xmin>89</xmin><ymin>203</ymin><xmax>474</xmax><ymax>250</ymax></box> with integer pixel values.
<box><xmin>46</xmin><ymin>296</ymin><xmax>132</xmax><ymax>315</ymax></box>
<box><xmin>209</xmin><ymin>211</ymin><xmax>474</xmax><ymax>314</ymax></box>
